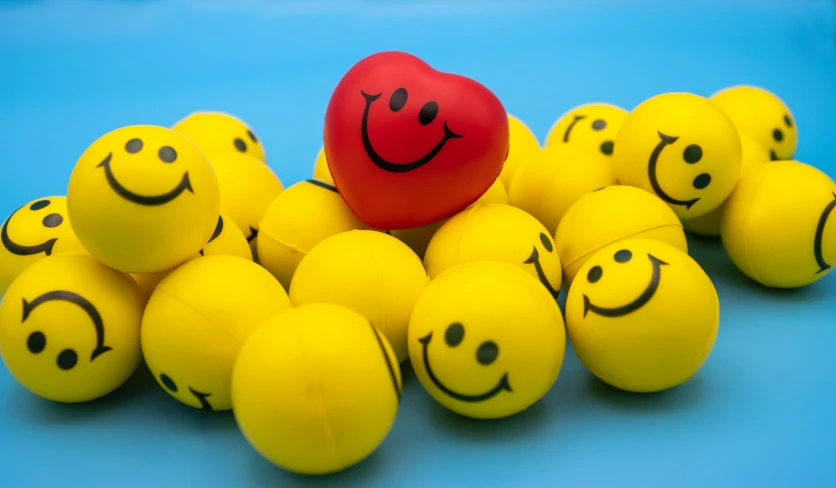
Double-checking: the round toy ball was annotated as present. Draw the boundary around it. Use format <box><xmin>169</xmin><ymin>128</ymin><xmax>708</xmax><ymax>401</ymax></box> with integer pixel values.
<box><xmin>498</xmin><ymin>114</ymin><xmax>541</xmax><ymax>187</ymax></box>
<box><xmin>0</xmin><ymin>254</ymin><xmax>145</xmax><ymax>402</ymax></box>
<box><xmin>710</xmin><ymin>85</ymin><xmax>797</xmax><ymax>161</ymax></box>
<box><xmin>1</xmin><ymin>196</ymin><xmax>88</xmax><ymax>295</ymax></box>
<box><xmin>172</xmin><ymin>111</ymin><xmax>266</xmax><ymax>163</ymax></box>
<box><xmin>390</xmin><ymin>177</ymin><xmax>508</xmax><ymax>259</ymax></box>
<box><xmin>290</xmin><ymin>230</ymin><xmax>429</xmax><ymax>362</ymax></box>
<box><xmin>509</xmin><ymin>143</ymin><xmax>615</xmax><ymax>234</ymax></box>
<box><xmin>556</xmin><ymin>185</ymin><xmax>687</xmax><ymax>286</ymax></box>
<box><xmin>258</xmin><ymin>179</ymin><xmax>370</xmax><ymax>289</ymax></box>
<box><xmin>613</xmin><ymin>92</ymin><xmax>742</xmax><ymax>219</ymax></box>
<box><xmin>312</xmin><ymin>146</ymin><xmax>333</xmax><ymax>184</ymax></box>
<box><xmin>544</xmin><ymin>102</ymin><xmax>629</xmax><ymax>157</ymax></box>
<box><xmin>721</xmin><ymin>161</ymin><xmax>836</xmax><ymax>288</ymax></box>
<box><xmin>425</xmin><ymin>204</ymin><xmax>561</xmax><ymax>297</ymax></box>
<box><xmin>408</xmin><ymin>261</ymin><xmax>565</xmax><ymax>419</ymax></box>
<box><xmin>232</xmin><ymin>303</ymin><xmax>401</xmax><ymax>476</ymax></box>
<box><xmin>566</xmin><ymin>239</ymin><xmax>719</xmax><ymax>393</ymax></box>
<box><xmin>211</xmin><ymin>152</ymin><xmax>283</xmax><ymax>256</ymax></box>
<box><xmin>681</xmin><ymin>133</ymin><xmax>770</xmax><ymax>237</ymax></box>
<box><xmin>67</xmin><ymin>125</ymin><xmax>220</xmax><ymax>274</ymax></box>
<box><xmin>141</xmin><ymin>255</ymin><xmax>290</xmax><ymax>411</ymax></box>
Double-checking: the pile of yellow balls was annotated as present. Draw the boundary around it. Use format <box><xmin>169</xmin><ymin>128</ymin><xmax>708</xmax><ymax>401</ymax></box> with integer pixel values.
<box><xmin>0</xmin><ymin>84</ymin><xmax>834</xmax><ymax>477</ymax></box>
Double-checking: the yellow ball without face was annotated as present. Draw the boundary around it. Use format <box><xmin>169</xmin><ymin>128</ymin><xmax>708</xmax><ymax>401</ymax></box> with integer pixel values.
<box><xmin>545</xmin><ymin>102</ymin><xmax>628</xmax><ymax>157</ymax></box>
<box><xmin>425</xmin><ymin>204</ymin><xmax>561</xmax><ymax>297</ymax></box>
<box><xmin>556</xmin><ymin>185</ymin><xmax>687</xmax><ymax>286</ymax></box>
<box><xmin>0</xmin><ymin>254</ymin><xmax>145</xmax><ymax>402</ymax></box>
<box><xmin>211</xmin><ymin>153</ymin><xmax>283</xmax><ymax>255</ymax></box>
<box><xmin>566</xmin><ymin>239</ymin><xmax>719</xmax><ymax>393</ymax></box>
<box><xmin>612</xmin><ymin>92</ymin><xmax>742</xmax><ymax>219</ymax></box>
<box><xmin>141</xmin><ymin>255</ymin><xmax>291</xmax><ymax>411</ymax></box>
<box><xmin>498</xmin><ymin>114</ymin><xmax>541</xmax><ymax>188</ymax></box>
<box><xmin>172</xmin><ymin>111</ymin><xmax>266</xmax><ymax>163</ymax></box>
<box><xmin>408</xmin><ymin>261</ymin><xmax>565</xmax><ymax>419</ymax></box>
<box><xmin>67</xmin><ymin>125</ymin><xmax>220</xmax><ymax>273</ymax></box>
<box><xmin>681</xmin><ymin>133</ymin><xmax>770</xmax><ymax>237</ymax></box>
<box><xmin>710</xmin><ymin>85</ymin><xmax>797</xmax><ymax>161</ymax></box>
<box><xmin>232</xmin><ymin>303</ymin><xmax>401</xmax><ymax>476</ymax></box>
<box><xmin>313</xmin><ymin>146</ymin><xmax>333</xmax><ymax>184</ymax></box>
<box><xmin>257</xmin><ymin>179</ymin><xmax>370</xmax><ymax>289</ymax></box>
<box><xmin>721</xmin><ymin>161</ymin><xmax>836</xmax><ymax>288</ymax></box>
<box><xmin>289</xmin><ymin>230</ymin><xmax>429</xmax><ymax>362</ymax></box>
<box><xmin>1</xmin><ymin>196</ymin><xmax>87</xmax><ymax>295</ymax></box>
<box><xmin>509</xmin><ymin>143</ymin><xmax>615</xmax><ymax>234</ymax></box>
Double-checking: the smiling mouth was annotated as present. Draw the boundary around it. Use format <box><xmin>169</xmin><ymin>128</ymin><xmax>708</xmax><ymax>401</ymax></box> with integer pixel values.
<box><xmin>648</xmin><ymin>132</ymin><xmax>700</xmax><ymax>210</ymax></box>
<box><xmin>418</xmin><ymin>332</ymin><xmax>511</xmax><ymax>402</ymax></box>
<box><xmin>770</xmin><ymin>150</ymin><xmax>780</xmax><ymax>161</ymax></box>
<box><xmin>523</xmin><ymin>246</ymin><xmax>560</xmax><ymax>298</ymax></box>
<box><xmin>1</xmin><ymin>207</ymin><xmax>57</xmax><ymax>257</ymax></box>
<box><xmin>98</xmin><ymin>152</ymin><xmax>193</xmax><ymax>206</ymax></box>
<box><xmin>188</xmin><ymin>387</ymin><xmax>213</xmax><ymax>410</ymax></box>
<box><xmin>583</xmin><ymin>253</ymin><xmax>668</xmax><ymax>318</ymax></box>
<box><xmin>360</xmin><ymin>90</ymin><xmax>463</xmax><ymax>173</ymax></box>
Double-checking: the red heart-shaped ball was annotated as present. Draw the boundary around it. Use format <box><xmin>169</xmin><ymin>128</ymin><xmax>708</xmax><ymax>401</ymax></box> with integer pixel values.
<box><xmin>324</xmin><ymin>51</ymin><xmax>509</xmax><ymax>230</ymax></box>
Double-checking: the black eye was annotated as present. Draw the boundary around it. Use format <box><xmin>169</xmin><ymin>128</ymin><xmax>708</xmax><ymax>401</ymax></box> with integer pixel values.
<box><xmin>29</xmin><ymin>200</ymin><xmax>50</xmax><ymax>211</ymax></box>
<box><xmin>158</xmin><ymin>146</ymin><xmax>177</xmax><ymax>163</ymax></box>
<box><xmin>783</xmin><ymin>115</ymin><xmax>793</xmax><ymax>128</ymax></box>
<box><xmin>56</xmin><ymin>349</ymin><xmax>78</xmax><ymax>370</ymax></box>
<box><xmin>476</xmin><ymin>341</ymin><xmax>499</xmax><ymax>365</ymax></box>
<box><xmin>418</xmin><ymin>102</ymin><xmax>438</xmax><ymax>125</ymax></box>
<box><xmin>445</xmin><ymin>322</ymin><xmax>464</xmax><ymax>347</ymax></box>
<box><xmin>234</xmin><ymin>138</ymin><xmax>247</xmax><ymax>153</ymax></box>
<box><xmin>683</xmin><ymin>144</ymin><xmax>702</xmax><ymax>164</ymax></box>
<box><xmin>773</xmin><ymin>129</ymin><xmax>784</xmax><ymax>142</ymax></box>
<box><xmin>600</xmin><ymin>141</ymin><xmax>614</xmax><ymax>155</ymax></box>
<box><xmin>160</xmin><ymin>373</ymin><xmax>178</xmax><ymax>392</ymax></box>
<box><xmin>614</xmin><ymin>249</ymin><xmax>632</xmax><ymax>263</ymax></box>
<box><xmin>389</xmin><ymin>88</ymin><xmax>408</xmax><ymax>112</ymax></box>
<box><xmin>247</xmin><ymin>129</ymin><xmax>258</xmax><ymax>143</ymax></box>
<box><xmin>587</xmin><ymin>265</ymin><xmax>603</xmax><ymax>283</ymax></box>
<box><xmin>27</xmin><ymin>331</ymin><xmax>46</xmax><ymax>354</ymax></box>
<box><xmin>539</xmin><ymin>233</ymin><xmax>553</xmax><ymax>252</ymax></box>
<box><xmin>591</xmin><ymin>119</ymin><xmax>606</xmax><ymax>131</ymax></box>
<box><xmin>693</xmin><ymin>173</ymin><xmax>712</xmax><ymax>189</ymax></box>
<box><xmin>125</xmin><ymin>138</ymin><xmax>143</xmax><ymax>154</ymax></box>
<box><xmin>42</xmin><ymin>214</ymin><xmax>63</xmax><ymax>228</ymax></box>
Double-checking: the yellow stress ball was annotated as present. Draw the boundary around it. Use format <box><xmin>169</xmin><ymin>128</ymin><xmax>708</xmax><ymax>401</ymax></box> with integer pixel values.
<box><xmin>566</xmin><ymin>239</ymin><xmax>719</xmax><ymax>393</ymax></box>
<box><xmin>1</xmin><ymin>196</ymin><xmax>87</xmax><ymax>295</ymax></box>
<box><xmin>613</xmin><ymin>92</ymin><xmax>742</xmax><ymax>219</ymax></box>
<box><xmin>172</xmin><ymin>111</ymin><xmax>266</xmax><ymax>163</ymax></box>
<box><xmin>498</xmin><ymin>114</ymin><xmax>541</xmax><ymax>188</ymax></box>
<box><xmin>0</xmin><ymin>254</ymin><xmax>145</xmax><ymax>402</ymax></box>
<box><xmin>425</xmin><ymin>204</ymin><xmax>561</xmax><ymax>298</ymax></box>
<box><xmin>408</xmin><ymin>261</ymin><xmax>565</xmax><ymax>419</ymax></box>
<box><xmin>710</xmin><ymin>85</ymin><xmax>797</xmax><ymax>161</ymax></box>
<box><xmin>722</xmin><ymin>161</ymin><xmax>836</xmax><ymax>288</ymax></box>
<box><xmin>67</xmin><ymin>125</ymin><xmax>220</xmax><ymax>274</ymax></box>
<box><xmin>141</xmin><ymin>255</ymin><xmax>291</xmax><ymax>411</ymax></box>
<box><xmin>313</xmin><ymin>146</ymin><xmax>333</xmax><ymax>184</ymax></box>
<box><xmin>556</xmin><ymin>185</ymin><xmax>687</xmax><ymax>287</ymax></box>
<box><xmin>232</xmin><ymin>303</ymin><xmax>401</xmax><ymax>476</ymax></box>
<box><xmin>509</xmin><ymin>144</ymin><xmax>615</xmax><ymax>233</ymax></box>
<box><xmin>290</xmin><ymin>230</ymin><xmax>429</xmax><ymax>362</ymax></box>
<box><xmin>390</xmin><ymin>177</ymin><xmax>508</xmax><ymax>259</ymax></box>
<box><xmin>545</xmin><ymin>102</ymin><xmax>629</xmax><ymax>157</ymax></box>
<box><xmin>258</xmin><ymin>180</ymin><xmax>370</xmax><ymax>289</ymax></box>
<box><xmin>681</xmin><ymin>133</ymin><xmax>770</xmax><ymax>237</ymax></box>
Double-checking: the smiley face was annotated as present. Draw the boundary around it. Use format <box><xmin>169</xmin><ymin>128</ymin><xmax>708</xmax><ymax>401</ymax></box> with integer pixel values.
<box><xmin>1</xmin><ymin>196</ymin><xmax>87</xmax><ymax>294</ymax></box>
<box><xmin>0</xmin><ymin>254</ymin><xmax>145</xmax><ymax>402</ymax></box>
<box><xmin>710</xmin><ymin>85</ymin><xmax>798</xmax><ymax>161</ymax></box>
<box><xmin>67</xmin><ymin>125</ymin><xmax>220</xmax><ymax>274</ymax></box>
<box><xmin>408</xmin><ymin>261</ymin><xmax>565</xmax><ymax>419</ymax></box>
<box><xmin>613</xmin><ymin>93</ymin><xmax>742</xmax><ymax>219</ymax></box>
<box><xmin>545</xmin><ymin>103</ymin><xmax>628</xmax><ymax>157</ymax></box>
<box><xmin>172</xmin><ymin>111</ymin><xmax>266</xmax><ymax>163</ymax></box>
<box><xmin>424</xmin><ymin>204</ymin><xmax>562</xmax><ymax>298</ymax></box>
<box><xmin>566</xmin><ymin>239</ymin><xmax>719</xmax><ymax>393</ymax></box>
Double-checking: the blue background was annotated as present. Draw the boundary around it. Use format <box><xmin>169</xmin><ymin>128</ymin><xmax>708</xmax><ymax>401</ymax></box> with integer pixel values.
<box><xmin>1</xmin><ymin>0</ymin><xmax>835</xmax><ymax>486</ymax></box>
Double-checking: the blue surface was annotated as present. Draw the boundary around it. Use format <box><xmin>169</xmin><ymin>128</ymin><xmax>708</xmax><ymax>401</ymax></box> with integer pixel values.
<box><xmin>2</xmin><ymin>1</ymin><xmax>836</xmax><ymax>486</ymax></box>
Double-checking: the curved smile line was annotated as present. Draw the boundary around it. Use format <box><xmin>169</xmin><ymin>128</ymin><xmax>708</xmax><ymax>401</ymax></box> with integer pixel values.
<box><xmin>648</xmin><ymin>131</ymin><xmax>700</xmax><ymax>209</ymax></box>
<box><xmin>360</xmin><ymin>90</ymin><xmax>463</xmax><ymax>173</ymax></box>
<box><xmin>418</xmin><ymin>332</ymin><xmax>511</xmax><ymax>402</ymax></box>
<box><xmin>97</xmin><ymin>152</ymin><xmax>193</xmax><ymax>206</ymax></box>
<box><xmin>814</xmin><ymin>191</ymin><xmax>836</xmax><ymax>274</ymax></box>
<box><xmin>583</xmin><ymin>253</ymin><xmax>668</xmax><ymax>318</ymax></box>
<box><xmin>523</xmin><ymin>246</ymin><xmax>560</xmax><ymax>298</ymax></box>
<box><xmin>188</xmin><ymin>387</ymin><xmax>213</xmax><ymax>410</ymax></box>
<box><xmin>1</xmin><ymin>207</ymin><xmax>57</xmax><ymax>256</ymax></box>
<box><xmin>22</xmin><ymin>290</ymin><xmax>112</xmax><ymax>361</ymax></box>
<box><xmin>563</xmin><ymin>114</ymin><xmax>586</xmax><ymax>142</ymax></box>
